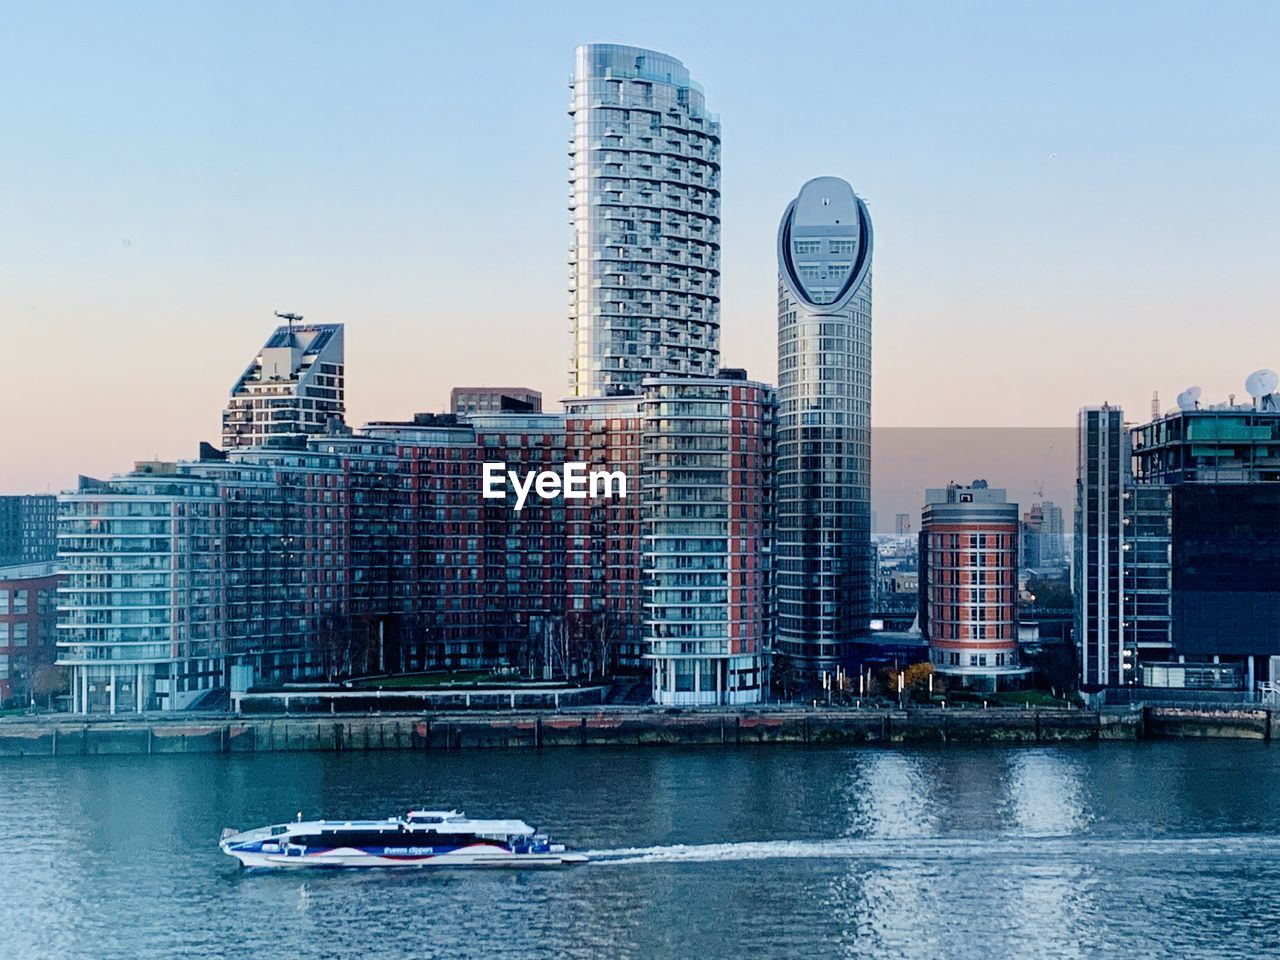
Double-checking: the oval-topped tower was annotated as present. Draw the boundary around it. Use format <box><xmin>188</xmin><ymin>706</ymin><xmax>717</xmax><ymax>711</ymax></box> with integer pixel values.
<box><xmin>778</xmin><ymin>176</ymin><xmax>872</xmax><ymax>308</ymax></box>
<box><xmin>775</xmin><ymin>176</ymin><xmax>874</xmax><ymax>679</ymax></box>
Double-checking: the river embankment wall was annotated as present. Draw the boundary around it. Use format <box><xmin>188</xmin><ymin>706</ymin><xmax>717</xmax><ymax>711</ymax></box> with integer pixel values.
<box><xmin>2</xmin><ymin>704</ymin><xmax>1275</xmax><ymax>757</ymax></box>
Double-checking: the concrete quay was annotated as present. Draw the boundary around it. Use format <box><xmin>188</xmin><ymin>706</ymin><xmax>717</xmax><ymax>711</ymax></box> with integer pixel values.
<box><xmin>3</xmin><ymin>703</ymin><xmax>1278</xmax><ymax>758</ymax></box>
<box><xmin>4</xmin><ymin>703</ymin><xmax>1255</xmax><ymax>757</ymax></box>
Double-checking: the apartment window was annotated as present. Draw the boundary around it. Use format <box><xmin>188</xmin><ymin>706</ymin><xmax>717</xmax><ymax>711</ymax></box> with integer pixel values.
<box><xmin>794</xmin><ymin>240</ymin><xmax>821</xmax><ymax>255</ymax></box>
<box><xmin>829</xmin><ymin>240</ymin><xmax>855</xmax><ymax>255</ymax></box>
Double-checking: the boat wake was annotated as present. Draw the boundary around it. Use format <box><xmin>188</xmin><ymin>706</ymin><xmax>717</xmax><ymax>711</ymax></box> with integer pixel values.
<box><xmin>584</xmin><ymin>834</ymin><xmax>1280</xmax><ymax>866</ymax></box>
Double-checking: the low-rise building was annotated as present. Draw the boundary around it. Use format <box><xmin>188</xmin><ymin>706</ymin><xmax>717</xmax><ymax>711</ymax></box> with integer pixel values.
<box><xmin>0</xmin><ymin>561</ymin><xmax>61</xmax><ymax>705</ymax></box>
<box><xmin>450</xmin><ymin>387</ymin><xmax>542</xmax><ymax>415</ymax></box>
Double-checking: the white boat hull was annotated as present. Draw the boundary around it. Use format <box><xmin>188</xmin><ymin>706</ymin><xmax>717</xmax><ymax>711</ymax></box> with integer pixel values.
<box><xmin>219</xmin><ymin>810</ymin><xmax>587</xmax><ymax>870</ymax></box>
<box><xmin>224</xmin><ymin>843</ymin><xmax>588</xmax><ymax>870</ymax></box>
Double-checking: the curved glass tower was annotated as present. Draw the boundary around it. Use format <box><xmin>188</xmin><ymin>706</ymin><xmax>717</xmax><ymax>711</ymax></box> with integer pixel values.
<box><xmin>568</xmin><ymin>44</ymin><xmax>721</xmax><ymax>397</ymax></box>
<box><xmin>775</xmin><ymin>176</ymin><xmax>873</xmax><ymax>677</ymax></box>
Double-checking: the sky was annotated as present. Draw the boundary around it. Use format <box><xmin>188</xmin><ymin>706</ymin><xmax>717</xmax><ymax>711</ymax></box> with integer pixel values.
<box><xmin>1</xmin><ymin>0</ymin><xmax>1278</xmax><ymax>494</ymax></box>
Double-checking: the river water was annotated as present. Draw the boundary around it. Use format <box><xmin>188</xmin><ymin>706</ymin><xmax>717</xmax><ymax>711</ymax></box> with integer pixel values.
<box><xmin>1</xmin><ymin>741</ymin><xmax>1278</xmax><ymax>959</ymax></box>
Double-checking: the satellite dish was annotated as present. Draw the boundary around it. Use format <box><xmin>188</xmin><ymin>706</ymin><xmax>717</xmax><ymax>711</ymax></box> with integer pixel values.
<box><xmin>1176</xmin><ymin>387</ymin><xmax>1202</xmax><ymax>412</ymax></box>
<box><xmin>1245</xmin><ymin>369</ymin><xmax>1278</xmax><ymax>399</ymax></box>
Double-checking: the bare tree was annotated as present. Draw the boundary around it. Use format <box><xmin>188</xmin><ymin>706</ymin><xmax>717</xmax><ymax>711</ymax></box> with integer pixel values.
<box><xmin>315</xmin><ymin>613</ymin><xmax>357</xmax><ymax>681</ymax></box>
<box><xmin>552</xmin><ymin>615</ymin><xmax>575</xmax><ymax>680</ymax></box>
<box><xmin>586</xmin><ymin>610</ymin><xmax>619</xmax><ymax>682</ymax></box>
<box><xmin>31</xmin><ymin>664</ymin><xmax>68</xmax><ymax>710</ymax></box>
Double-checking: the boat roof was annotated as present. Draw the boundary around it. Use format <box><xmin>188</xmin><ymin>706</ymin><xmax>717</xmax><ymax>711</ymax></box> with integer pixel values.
<box><xmin>274</xmin><ymin>811</ymin><xmax>536</xmax><ymax>835</ymax></box>
<box><xmin>404</xmin><ymin>810</ymin><xmax>536</xmax><ymax>835</ymax></box>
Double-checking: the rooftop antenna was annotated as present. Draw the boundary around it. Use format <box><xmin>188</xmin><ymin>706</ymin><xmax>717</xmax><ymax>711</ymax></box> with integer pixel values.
<box><xmin>1245</xmin><ymin>369</ymin><xmax>1279</xmax><ymax>411</ymax></box>
<box><xmin>275</xmin><ymin>311</ymin><xmax>303</xmax><ymax>345</ymax></box>
<box><xmin>1176</xmin><ymin>386</ymin><xmax>1202</xmax><ymax>412</ymax></box>
<box><xmin>1151</xmin><ymin>390</ymin><xmax>1160</xmax><ymax>420</ymax></box>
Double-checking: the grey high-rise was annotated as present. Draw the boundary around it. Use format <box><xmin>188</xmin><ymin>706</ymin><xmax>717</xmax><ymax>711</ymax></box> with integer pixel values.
<box><xmin>775</xmin><ymin>176</ymin><xmax>874</xmax><ymax>677</ymax></box>
<box><xmin>1075</xmin><ymin>405</ymin><xmax>1127</xmax><ymax>689</ymax></box>
<box><xmin>568</xmin><ymin>44</ymin><xmax>721</xmax><ymax>397</ymax></box>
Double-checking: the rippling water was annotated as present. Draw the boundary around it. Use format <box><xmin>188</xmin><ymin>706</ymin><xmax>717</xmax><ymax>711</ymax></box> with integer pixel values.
<box><xmin>2</xmin><ymin>741</ymin><xmax>1279</xmax><ymax>958</ymax></box>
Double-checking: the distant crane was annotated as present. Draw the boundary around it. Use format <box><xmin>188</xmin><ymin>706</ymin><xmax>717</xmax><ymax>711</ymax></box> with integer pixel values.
<box><xmin>1031</xmin><ymin>441</ymin><xmax>1054</xmax><ymax>502</ymax></box>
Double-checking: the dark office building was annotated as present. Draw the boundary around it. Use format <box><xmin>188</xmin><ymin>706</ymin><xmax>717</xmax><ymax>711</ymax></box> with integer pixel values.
<box><xmin>1133</xmin><ymin>401</ymin><xmax>1280</xmax><ymax>688</ymax></box>
<box><xmin>0</xmin><ymin>495</ymin><xmax>58</xmax><ymax>566</ymax></box>
<box><xmin>1170</xmin><ymin>484</ymin><xmax>1280</xmax><ymax>669</ymax></box>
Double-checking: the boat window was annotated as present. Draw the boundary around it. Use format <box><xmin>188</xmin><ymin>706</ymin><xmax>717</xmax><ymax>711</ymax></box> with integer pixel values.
<box><xmin>288</xmin><ymin>830</ymin><xmax>494</xmax><ymax>849</ymax></box>
<box><xmin>294</xmin><ymin>831</ymin><xmax>397</xmax><ymax>848</ymax></box>
<box><xmin>270</xmin><ymin>826</ymin><xmax>288</xmax><ymax>836</ymax></box>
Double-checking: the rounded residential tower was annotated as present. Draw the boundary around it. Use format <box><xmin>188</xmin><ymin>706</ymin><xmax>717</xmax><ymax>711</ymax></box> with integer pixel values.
<box><xmin>775</xmin><ymin>176</ymin><xmax>873</xmax><ymax>679</ymax></box>
<box><xmin>921</xmin><ymin>481</ymin><xmax>1027</xmax><ymax>691</ymax></box>
<box><xmin>568</xmin><ymin>44</ymin><xmax>722</xmax><ymax>397</ymax></box>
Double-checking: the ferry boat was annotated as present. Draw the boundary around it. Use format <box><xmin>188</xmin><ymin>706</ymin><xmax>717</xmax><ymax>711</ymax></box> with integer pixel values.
<box><xmin>219</xmin><ymin>809</ymin><xmax>587</xmax><ymax>869</ymax></box>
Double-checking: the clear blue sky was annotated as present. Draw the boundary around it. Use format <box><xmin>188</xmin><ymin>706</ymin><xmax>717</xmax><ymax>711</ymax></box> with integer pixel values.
<box><xmin>2</xmin><ymin>1</ymin><xmax>1278</xmax><ymax>492</ymax></box>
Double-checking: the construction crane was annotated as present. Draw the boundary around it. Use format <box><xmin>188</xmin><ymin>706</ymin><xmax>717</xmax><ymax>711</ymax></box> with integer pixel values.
<box><xmin>1031</xmin><ymin>441</ymin><xmax>1054</xmax><ymax>501</ymax></box>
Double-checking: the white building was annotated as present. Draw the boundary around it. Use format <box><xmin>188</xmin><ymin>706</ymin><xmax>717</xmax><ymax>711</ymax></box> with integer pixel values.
<box><xmin>568</xmin><ymin>44</ymin><xmax>721</xmax><ymax>397</ymax></box>
<box><xmin>57</xmin><ymin>471</ymin><xmax>224</xmax><ymax>713</ymax></box>
<box><xmin>223</xmin><ymin>321</ymin><xmax>345</xmax><ymax>448</ymax></box>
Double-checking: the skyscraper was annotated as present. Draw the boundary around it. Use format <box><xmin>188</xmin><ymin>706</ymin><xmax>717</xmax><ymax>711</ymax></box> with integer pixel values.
<box><xmin>1075</xmin><ymin>405</ymin><xmax>1127</xmax><ymax>689</ymax></box>
<box><xmin>568</xmin><ymin>44</ymin><xmax>721</xmax><ymax>397</ymax></box>
<box><xmin>223</xmin><ymin>321</ymin><xmax>345</xmax><ymax>448</ymax></box>
<box><xmin>775</xmin><ymin>176</ymin><xmax>873</xmax><ymax>677</ymax></box>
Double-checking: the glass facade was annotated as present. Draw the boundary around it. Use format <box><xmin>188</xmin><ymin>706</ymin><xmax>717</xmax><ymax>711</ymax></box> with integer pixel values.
<box><xmin>642</xmin><ymin>375</ymin><xmax>774</xmax><ymax>704</ymax></box>
<box><xmin>1075</xmin><ymin>406</ymin><xmax>1127</xmax><ymax>689</ymax></box>
<box><xmin>1123</xmin><ymin>486</ymin><xmax>1172</xmax><ymax>657</ymax></box>
<box><xmin>568</xmin><ymin>44</ymin><xmax>721</xmax><ymax>397</ymax></box>
<box><xmin>1132</xmin><ymin>409</ymin><xmax>1280</xmax><ymax>484</ymax></box>
<box><xmin>775</xmin><ymin>177</ymin><xmax>873</xmax><ymax>677</ymax></box>
<box><xmin>1170</xmin><ymin>484</ymin><xmax>1280</xmax><ymax>659</ymax></box>
<box><xmin>58</xmin><ymin>477</ymin><xmax>224</xmax><ymax>712</ymax></box>
<box><xmin>1078</xmin><ymin>403</ymin><xmax>1280</xmax><ymax>690</ymax></box>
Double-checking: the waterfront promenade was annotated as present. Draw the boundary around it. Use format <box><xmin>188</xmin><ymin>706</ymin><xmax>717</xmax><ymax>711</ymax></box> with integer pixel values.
<box><xmin>1</xmin><ymin>702</ymin><xmax>1276</xmax><ymax>756</ymax></box>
